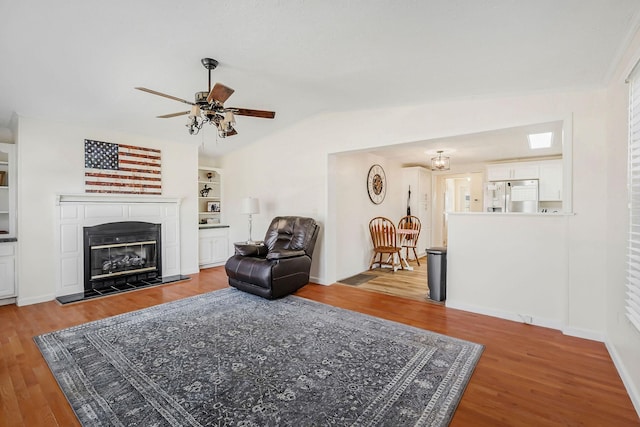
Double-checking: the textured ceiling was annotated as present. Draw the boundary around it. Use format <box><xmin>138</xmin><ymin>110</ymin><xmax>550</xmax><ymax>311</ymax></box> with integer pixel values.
<box><xmin>1</xmin><ymin>1</ymin><xmax>639</xmax><ymax>158</ymax></box>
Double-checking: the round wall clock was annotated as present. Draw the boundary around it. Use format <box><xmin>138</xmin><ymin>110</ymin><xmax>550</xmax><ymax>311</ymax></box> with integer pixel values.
<box><xmin>367</xmin><ymin>164</ymin><xmax>386</xmax><ymax>204</ymax></box>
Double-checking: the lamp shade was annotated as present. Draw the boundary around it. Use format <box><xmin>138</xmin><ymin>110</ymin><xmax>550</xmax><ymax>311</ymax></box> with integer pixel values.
<box><xmin>241</xmin><ymin>197</ymin><xmax>260</xmax><ymax>215</ymax></box>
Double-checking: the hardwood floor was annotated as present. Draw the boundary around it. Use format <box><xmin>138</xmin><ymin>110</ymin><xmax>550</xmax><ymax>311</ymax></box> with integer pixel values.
<box><xmin>1</xmin><ymin>267</ymin><xmax>638</xmax><ymax>426</ymax></box>
<box><xmin>338</xmin><ymin>256</ymin><xmax>436</xmax><ymax>303</ymax></box>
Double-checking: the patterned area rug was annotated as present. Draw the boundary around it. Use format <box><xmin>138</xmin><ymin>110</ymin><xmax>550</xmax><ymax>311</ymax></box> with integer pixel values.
<box><xmin>35</xmin><ymin>289</ymin><xmax>483</xmax><ymax>426</ymax></box>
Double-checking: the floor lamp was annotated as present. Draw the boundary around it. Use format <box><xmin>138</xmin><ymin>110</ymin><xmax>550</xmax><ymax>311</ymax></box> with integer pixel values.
<box><xmin>241</xmin><ymin>197</ymin><xmax>260</xmax><ymax>244</ymax></box>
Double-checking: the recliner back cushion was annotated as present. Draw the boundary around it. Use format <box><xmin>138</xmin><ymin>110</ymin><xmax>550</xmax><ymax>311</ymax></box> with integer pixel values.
<box><xmin>264</xmin><ymin>216</ymin><xmax>317</xmax><ymax>255</ymax></box>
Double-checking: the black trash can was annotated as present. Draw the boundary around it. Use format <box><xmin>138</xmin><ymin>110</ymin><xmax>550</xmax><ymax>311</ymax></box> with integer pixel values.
<box><xmin>426</xmin><ymin>247</ymin><xmax>447</xmax><ymax>301</ymax></box>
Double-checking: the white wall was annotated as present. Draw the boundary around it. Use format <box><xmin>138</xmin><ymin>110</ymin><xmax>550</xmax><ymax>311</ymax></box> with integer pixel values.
<box><xmin>15</xmin><ymin>116</ymin><xmax>199</xmax><ymax>305</ymax></box>
<box><xmin>447</xmin><ymin>213</ymin><xmax>569</xmax><ymax>330</ymax></box>
<box><xmin>332</xmin><ymin>152</ymin><xmax>404</xmax><ymax>280</ymax></box>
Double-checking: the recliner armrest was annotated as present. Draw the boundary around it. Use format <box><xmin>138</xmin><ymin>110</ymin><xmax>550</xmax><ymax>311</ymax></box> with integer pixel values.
<box><xmin>235</xmin><ymin>244</ymin><xmax>268</xmax><ymax>257</ymax></box>
<box><xmin>266</xmin><ymin>249</ymin><xmax>306</xmax><ymax>260</ymax></box>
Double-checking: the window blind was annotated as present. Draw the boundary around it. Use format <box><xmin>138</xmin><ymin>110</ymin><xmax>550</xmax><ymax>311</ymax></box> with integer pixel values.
<box><xmin>627</xmin><ymin>70</ymin><xmax>640</xmax><ymax>333</ymax></box>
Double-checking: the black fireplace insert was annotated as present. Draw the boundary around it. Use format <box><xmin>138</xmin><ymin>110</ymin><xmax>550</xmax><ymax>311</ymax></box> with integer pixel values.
<box><xmin>84</xmin><ymin>221</ymin><xmax>162</xmax><ymax>293</ymax></box>
<box><xmin>55</xmin><ymin>221</ymin><xmax>189</xmax><ymax>304</ymax></box>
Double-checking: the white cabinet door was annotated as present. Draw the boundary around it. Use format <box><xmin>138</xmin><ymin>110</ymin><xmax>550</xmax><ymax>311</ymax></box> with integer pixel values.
<box><xmin>198</xmin><ymin>227</ymin><xmax>229</xmax><ymax>268</ymax></box>
<box><xmin>486</xmin><ymin>165</ymin><xmax>512</xmax><ymax>181</ymax></box>
<box><xmin>539</xmin><ymin>160</ymin><xmax>563</xmax><ymax>201</ymax></box>
<box><xmin>0</xmin><ymin>243</ymin><xmax>15</xmax><ymax>298</ymax></box>
<box><xmin>198</xmin><ymin>236</ymin><xmax>213</xmax><ymax>265</ymax></box>
<box><xmin>512</xmin><ymin>165</ymin><xmax>539</xmax><ymax>180</ymax></box>
<box><xmin>487</xmin><ymin>163</ymin><xmax>539</xmax><ymax>181</ymax></box>
<box><xmin>402</xmin><ymin>166</ymin><xmax>432</xmax><ymax>255</ymax></box>
<box><xmin>211</xmin><ymin>236</ymin><xmax>229</xmax><ymax>264</ymax></box>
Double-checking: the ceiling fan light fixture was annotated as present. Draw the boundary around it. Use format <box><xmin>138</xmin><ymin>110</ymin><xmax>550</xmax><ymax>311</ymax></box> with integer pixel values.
<box><xmin>189</xmin><ymin>105</ymin><xmax>201</xmax><ymax>118</ymax></box>
<box><xmin>431</xmin><ymin>150</ymin><xmax>450</xmax><ymax>171</ymax></box>
<box><xmin>136</xmin><ymin>58</ymin><xmax>275</xmax><ymax>137</ymax></box>
<box><xmin>222</xmin><ymin>111</ymin><xmax>236</xmax><ymax>132</ymax></box>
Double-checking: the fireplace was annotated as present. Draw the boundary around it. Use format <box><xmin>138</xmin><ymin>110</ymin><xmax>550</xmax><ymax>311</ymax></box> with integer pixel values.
<box><xmin>83</xmin><ymin>221</ymin><xmax>162</xmax><ymax>295</ymax></box>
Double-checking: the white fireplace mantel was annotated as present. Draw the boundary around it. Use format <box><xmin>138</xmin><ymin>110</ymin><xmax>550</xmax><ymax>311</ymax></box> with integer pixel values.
<box><xmin>57</xmin><ymin>193</ymin><xmax>182</xmax><ymax>205</ymax></box>
<box><xmin>55</xmin><ymin>194</ymin><xmax>182</xmax><ymax>297</ymax></box>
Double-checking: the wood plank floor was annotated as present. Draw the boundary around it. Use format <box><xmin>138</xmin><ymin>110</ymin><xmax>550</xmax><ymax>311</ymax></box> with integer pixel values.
<box><xmin>1</xmin><ymin>267</ymin><xmax>638</xmax><ymax>426</ymax></box>
<box><xmin>338</xmin><ymin>256</ymin><xmax>436</xmax><ymax>303</ymax></box>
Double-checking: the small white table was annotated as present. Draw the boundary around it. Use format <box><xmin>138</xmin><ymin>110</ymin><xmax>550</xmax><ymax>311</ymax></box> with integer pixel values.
<box><xmin>396</xmin><ymin>228</ymin><xmax>419</xmax><ymax>271</ymax></box>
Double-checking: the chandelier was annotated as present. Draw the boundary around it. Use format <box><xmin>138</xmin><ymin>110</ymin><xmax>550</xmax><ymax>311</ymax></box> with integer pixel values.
<box><xmin>186</xmin><ymin>105</ymin><xmax>236</xmax><ymax>138</ymax></box>
<box><xmin>431</xmin><ymin>150</ymin><xmax>450</xmax><ymax>171</ymax></box>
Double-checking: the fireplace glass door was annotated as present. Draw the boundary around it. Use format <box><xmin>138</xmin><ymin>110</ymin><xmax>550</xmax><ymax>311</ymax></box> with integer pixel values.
<box><xmin>90</xmin><ymin>240</ymin><xmax>157</xmax><ymax>280</ymax></box>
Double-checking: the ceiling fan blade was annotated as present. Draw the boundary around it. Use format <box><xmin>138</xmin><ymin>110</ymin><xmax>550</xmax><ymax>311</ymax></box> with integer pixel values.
<box><xmin>207</xmin><ymin>83</ymin><xmax>235</xmax><ymax>104</ymax></box>
<box><xmin>230</xmin><ymin>108</ymin><xmax>276</xmax><ymax>119</ymax></box>
<box><xmin>135</xmin><ymin>87</ymin><xmax>194</xmax><ymax>105</ymax></box>
<box><xmin>157</xmin><ymin>111</ymin><xmax>190</xmax><ymax>118</ymax></box>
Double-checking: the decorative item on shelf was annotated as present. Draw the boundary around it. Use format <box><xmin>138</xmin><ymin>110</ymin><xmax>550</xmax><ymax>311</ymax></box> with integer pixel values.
<box><xmin>206</xmin><ymin>172</ymin><xmax>214</xmax><ymax>181</ymax></box>
<box><xmin>431</xmin><ymin>150</ymin><xmax>450</xmax><ymax>171</ymax></box>
<box><xmin>200</xmin><ymin>184</ymin><xmax>211</xmax><ymax>197</ymax></box>
<box><xmin>207</xmin><ymin>201</ymin><xmax>220</xmax><ymax>212</ymax></box>
<box><xmin>241</xmin><ymin>197</ymin><xmax>260</xmax><ymax>244</ymax></box>
<box><xmin>0</xmin><ymin>171</ymin><xmax>5</xmax><ymax>186</ymax></box>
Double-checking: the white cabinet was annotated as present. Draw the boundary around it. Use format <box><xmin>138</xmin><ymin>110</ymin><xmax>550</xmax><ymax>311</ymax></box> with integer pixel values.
<box><xmin>539</xmin><ymin>159</ymin><xmax>563</xmax><ymax>201</ymax></box>
<box><xmin>0</xmin><ymin>242</ymin><xmax>16</xmax><ymax>298</ymax></box>
<box><xmin>486</xmin><ymin>163</ymin><xmax>539</xmax><ymax>181</ymax></box>
<box><xmin>199</xmin><ymin>227</ymin><xmax>229</xmax><ymax>268</ymax></box>
<box><xmin>198</xmin><ymin>166</ymin><xmax>222</xmax><ymax>226</ymax></box>
<box><xmin>401</xmin><ymin>166</ymin><xmax>432</xmax><ymax>257</ymax></box>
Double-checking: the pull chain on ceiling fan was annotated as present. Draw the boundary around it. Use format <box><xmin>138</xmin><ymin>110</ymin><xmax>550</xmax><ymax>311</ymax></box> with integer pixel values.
<box><xmin>135</xmin><ymin>58</ymin><xmax>275</xmax><ymax>137</ymax></box>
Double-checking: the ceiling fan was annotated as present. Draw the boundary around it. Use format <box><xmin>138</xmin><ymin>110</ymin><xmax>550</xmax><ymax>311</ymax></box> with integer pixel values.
<box><xmin>135</xmin><ymin>58</ymin><xmax>275</xmax><ymax>137</ymax></box>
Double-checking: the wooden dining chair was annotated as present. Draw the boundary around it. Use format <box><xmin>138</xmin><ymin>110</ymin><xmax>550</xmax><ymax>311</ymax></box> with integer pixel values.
<box><xmin>398</xmin><ymin>215</ymin><xmax>422</xmax><ymax>266</ymax></box>
<box><xmin>368</xmin><ymin>216</ymin><xmax>403</xmax><ymax>271</ymax></box>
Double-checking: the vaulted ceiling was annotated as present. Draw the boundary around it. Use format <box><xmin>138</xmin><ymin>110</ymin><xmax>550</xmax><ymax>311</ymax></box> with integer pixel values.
<box><xmin>1</xmin><ymin>1</ymin><xmax>639</xmax><ymax>159</ymax></box>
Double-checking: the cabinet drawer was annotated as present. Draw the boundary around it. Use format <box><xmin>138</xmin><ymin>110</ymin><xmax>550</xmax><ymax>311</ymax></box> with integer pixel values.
<box><xmin>0</xmin><ymin>243</ymin><xmax>15</xmax><ymax>257</ymax></box>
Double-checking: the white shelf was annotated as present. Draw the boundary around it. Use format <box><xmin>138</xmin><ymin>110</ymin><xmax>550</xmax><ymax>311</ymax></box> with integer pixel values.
<box><xmin>198</xmin><ymin>166</ymin><xmax>222</xmax><ymax>226</ymax></box>
<box><xmin>0</xmin><ymin>211</ymin><xmax>8</xmax><ymax>214</ymax></box>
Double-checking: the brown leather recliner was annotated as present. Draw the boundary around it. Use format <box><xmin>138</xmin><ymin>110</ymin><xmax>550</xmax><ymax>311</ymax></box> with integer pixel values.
<box><xmin>225</xmin><ymin>216</ymin><xmax>319</xmax><ymax>299</ymax></box>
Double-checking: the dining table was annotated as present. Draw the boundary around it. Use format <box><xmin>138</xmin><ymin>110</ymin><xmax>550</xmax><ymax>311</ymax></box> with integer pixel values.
<box><xmin>396</xmin><ymin>228</ymin><xmax>419</xmax><ymax>271</ymax></box>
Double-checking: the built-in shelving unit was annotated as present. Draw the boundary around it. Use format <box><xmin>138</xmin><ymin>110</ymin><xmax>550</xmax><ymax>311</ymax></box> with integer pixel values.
<box><xmin>198</xmin><ymin>166</ymin><xmax>222</xmax><ymax>225</ymax></box>
<box><xmin>197</xmin><ymin>165</ymin><xmax>229</xmax><ymax>268</ymax></box>
<box><xmin>0</xmin><ymin>142</ymin><xmax>17</xmax><ymax>300</ymax></box>
<box><xmin>0</xmin><ymin>144</ymin><xmax>15</xmax><ymax>237</ymax></box>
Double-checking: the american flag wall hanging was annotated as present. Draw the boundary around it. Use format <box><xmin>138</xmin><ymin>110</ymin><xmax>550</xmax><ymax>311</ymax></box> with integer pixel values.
<box><xmin>84</xmin><ymin>139</ymin><xmax>162</xmax><ymax>195</ymax></box>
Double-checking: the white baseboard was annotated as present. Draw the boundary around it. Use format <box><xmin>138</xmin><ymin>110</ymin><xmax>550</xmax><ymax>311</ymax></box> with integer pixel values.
<box><xmin>445</xmin><ymin>300</ymin><xmax>606</xmax><ymax>343</ymax></box>
<box><xmin>17</xmin><ymin>293</ymin><xmax>55</xmax><ymax>307</ymax></box>
<box><xmin>310</xmin><ymin>275</ymin><xmax>330</xmax><ymax>285</ymax></box>
<box><xmin>445</xmin><ymin>299</ymin><xmax>563</xmax><ymax>331</ymax></box>
<box><xmin>562</xmin><ymin>326</ymin><xmax>605</xmax><ymax>342</ymax></box>
<box><xmin>605</xmin><ymin>340</ymin><xmax>640</xmax><ymax>418</ymax></box>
